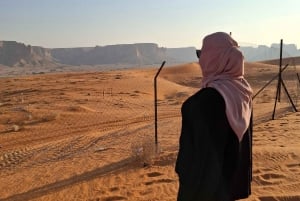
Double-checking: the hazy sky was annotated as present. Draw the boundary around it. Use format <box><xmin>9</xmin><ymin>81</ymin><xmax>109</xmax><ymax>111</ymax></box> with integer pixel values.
<box><xmin>1</xmin><ymin>0</ymin><xmax>299</xmax><ymax>48</ymax></box>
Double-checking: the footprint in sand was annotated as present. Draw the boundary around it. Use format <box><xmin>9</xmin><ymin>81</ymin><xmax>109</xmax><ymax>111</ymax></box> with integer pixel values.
<box><xmin>0</xmin><ymin>148</ymin><xmax>33</xmax><ymax>171</ymax></box>
<box><xmin>147</xmin><ymin>171</ymin><xmax>163</xmax><ymax>177</ymax></box>
<box><xmin>254</xmin><ymin>172</ymin><xmax>286</xmax><ymax>186</ymax></box>
<box><xmin>99</xmin><ymin>195</ymin><xmax>127</xmax><ymax>201</ymax></box>
<box><xmin>144</xmin><ymin>171</ymin><xmax>175</xmax><ymax>186</ymax></box>
<box><xmin>259</xmin><ymin>195</ymin><xmax>300</xmax><ymax>201</ymax></box>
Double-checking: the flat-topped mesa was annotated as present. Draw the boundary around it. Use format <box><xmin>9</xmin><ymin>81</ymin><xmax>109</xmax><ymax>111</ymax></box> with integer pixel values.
<box><xmin>52</xmin><ymin>43</ymin><xmax>169</xmax><ymax>65</ymax></box>
<box><xmin>1</xmin><ymin>40</ymin><xmax>299</xmax><ymax>67</ymax></box>
<box><xmin>0</xmin><ymin>41</ymin><xmax>56</xmax><ymax>67</ymax></box>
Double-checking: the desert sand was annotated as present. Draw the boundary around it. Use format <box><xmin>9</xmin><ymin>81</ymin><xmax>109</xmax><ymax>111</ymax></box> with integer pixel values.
<box><xmin>0</xmin><ymin>61</ymin><xmax>300</xmax><ymax>201</ymax></box>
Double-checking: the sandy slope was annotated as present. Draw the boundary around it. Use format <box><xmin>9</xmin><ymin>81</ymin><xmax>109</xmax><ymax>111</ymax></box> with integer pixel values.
<box><xmin>0</xmin><ymin>62</ymin><xmax>300</xmax><ymax>201</ymax></box>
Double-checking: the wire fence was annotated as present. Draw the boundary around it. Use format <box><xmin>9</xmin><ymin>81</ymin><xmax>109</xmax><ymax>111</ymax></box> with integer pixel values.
<box><xmin>250</xmin><ymin>57</ymin><xmax>300</xmax><ymax>122</ymax></box>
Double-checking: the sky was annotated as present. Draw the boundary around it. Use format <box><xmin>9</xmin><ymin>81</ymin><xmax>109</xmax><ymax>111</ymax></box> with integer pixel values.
<box><xmin>0</xmin><ymin>0</ymin><xmax>300</xmax><ymax>49</ymax></box>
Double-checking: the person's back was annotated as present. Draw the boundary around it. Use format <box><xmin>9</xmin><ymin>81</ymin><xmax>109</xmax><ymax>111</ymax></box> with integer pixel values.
<box><xmin>175</xmin><ymin>32</ymin><xmax>253</xmax><ymax>201</ymax></box>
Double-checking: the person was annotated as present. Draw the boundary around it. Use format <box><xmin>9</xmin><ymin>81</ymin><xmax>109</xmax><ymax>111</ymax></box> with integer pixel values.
<box><xmin>175</xmin><ymin>32</ymin><xmax>253</xmax><ymax>201</ymax></box>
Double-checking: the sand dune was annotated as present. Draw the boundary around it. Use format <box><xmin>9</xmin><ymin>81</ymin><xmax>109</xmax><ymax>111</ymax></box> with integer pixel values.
<box><xmin>262</xmin><ymin>56</ymin><xmax>300</xmax><ymax>66</ymax></box>
<box><xmin>0</xmin><ymin>62</ymin><xmax>300</xmax><ymax>201</ymax></box>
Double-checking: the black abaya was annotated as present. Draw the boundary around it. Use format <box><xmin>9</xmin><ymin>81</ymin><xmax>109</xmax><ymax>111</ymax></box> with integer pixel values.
<box><xmin>175</xmin><ymin>87</ymin><xmax>252</xmax><ymax>201</ymax></box>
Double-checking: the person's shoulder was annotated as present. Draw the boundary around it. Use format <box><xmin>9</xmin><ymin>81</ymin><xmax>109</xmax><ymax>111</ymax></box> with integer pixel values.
<box><xmin>191</xmin><ymin>87</ymin><xmax>222</xmax><ymax>102</ymax></box>
<box><xmin>196</xmin><ymin>87</ymin><xmax>219</xmax><ymax>95</ymax></box>
<box><xmin>182</xmin><ymin>87</ymin><xmax>224</xmax><ymax>110</ymax></box>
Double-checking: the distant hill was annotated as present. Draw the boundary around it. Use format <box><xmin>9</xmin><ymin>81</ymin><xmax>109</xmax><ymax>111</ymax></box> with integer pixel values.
<box><xmin>51</xmin><ymin>44</ymin><xmax>197</xmax><ymax>66</ymax></box>
<box><xmin>240</xmin><ymin>44</ymin><xmax>300</xmax><ymax>62</ymax></box>
<box><xmin>0</xmin><ymin>41</ymin><xmax>58</xmax><ymax>67</ymax></box>
<box><xmin>0</xmin><ymin>41</ymin><xmax>197</xmax><ymax>67</ymax></box>
<box><xmin>165</xmin><ymin>47</ymin><xmax>198</xmax><ymax>63</ymax></box>
<box><xmin>260</xmin><ymin>56</ymin><xmax>300</xmax><ymax>66</ymax></box>
<box><xmin>1</xmin><ymin>40</ymin><xmax>300</xmax><ymax>67</ymax></box>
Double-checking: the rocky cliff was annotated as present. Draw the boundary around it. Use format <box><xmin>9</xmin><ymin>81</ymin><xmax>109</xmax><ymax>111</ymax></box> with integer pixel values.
<box><xmin>0</xmin><ymin>41</ymin><xmax>57</xmax><ymax>67</ymax></box>
<box><xmin>1</xmin><ymin>41</ymin><xmax>300</xmax><ymax>67</ymax></box>
<box><xmin>51</xmin><ymin>43</ymin><xmax>169</xmax><ymax>65</ymax></box>
<box><xmin>166</xmin><ymin>47</ymin><xmax>197</xmax><ymax>63</ymax></box>
<box><xmin>0</xmin><ymin>41</ymin><xmax>197</xmax><ymax>67</ymax></box>
<box><xmin>240</xmin><ymin>44</ymin><xmax>300</xmax><ymax>62</ymax></box>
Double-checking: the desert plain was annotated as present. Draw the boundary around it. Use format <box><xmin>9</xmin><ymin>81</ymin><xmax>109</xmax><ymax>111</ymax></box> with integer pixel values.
<box><xmin>0</xmin><ymin>60</ymin><xmax>300</xmax><ymax>201</ymax></box>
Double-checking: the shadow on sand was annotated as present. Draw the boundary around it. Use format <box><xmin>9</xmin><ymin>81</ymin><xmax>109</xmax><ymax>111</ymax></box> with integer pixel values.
<box><xmin>1</xmin><ymin>157</ymin><xmax>136</xmax><ymax>201</ymax></box>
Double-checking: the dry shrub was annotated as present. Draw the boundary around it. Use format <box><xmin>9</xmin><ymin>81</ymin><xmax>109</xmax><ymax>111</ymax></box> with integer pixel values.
<box><xmin>67</xmin><ymin>105</ymin><xmax>83</xmax><ymax>112</ymax></box>
<box><xmin>29</xmin><ymin>111</ymin><xmax>59</xmax><ymax>123</ymax></box>
<box><xmin>40</xmin><ymin>112</ymin><xmax>58</xmax><ymax>122</ymax></box>
<box><xmin>12</xmin><ymin>124</ymin><xmax>22</xmax><ymax>132</ymax></box>
<box><xmin>131</xmin><ymin>135</ymin><xmax>158</xmax><ymax>166</ymax></box>
<box><xmin>1</xmin><ymin>124</ymin><xmax>24</xmax><ymax>133</ymax></box>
